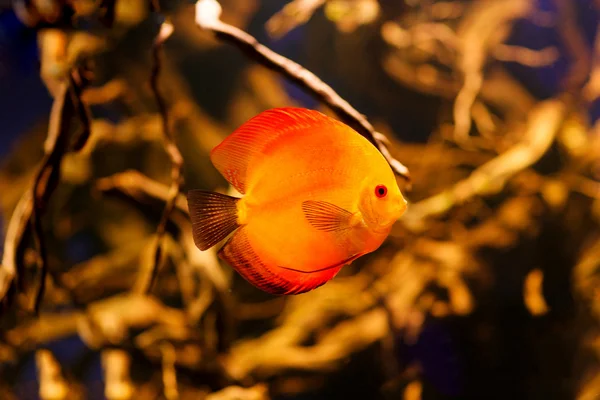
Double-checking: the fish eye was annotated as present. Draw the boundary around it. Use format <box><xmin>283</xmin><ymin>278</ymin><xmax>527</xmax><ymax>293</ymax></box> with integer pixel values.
<box><xmin>375</xmin><ymin>185</ymin><xmax>387</xmax><ymax>198</ymax></box>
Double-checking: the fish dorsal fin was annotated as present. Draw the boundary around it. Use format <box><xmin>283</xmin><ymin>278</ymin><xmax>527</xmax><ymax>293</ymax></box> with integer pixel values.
<box><xmin>210</xmin><ymin>108</ymin><xmax>337</xmax><ymax>194</ymax></box>
<box><xmin>302</xmin><ymin>200</ymin><xmax>356</xmax><ymax>232</ymax></box>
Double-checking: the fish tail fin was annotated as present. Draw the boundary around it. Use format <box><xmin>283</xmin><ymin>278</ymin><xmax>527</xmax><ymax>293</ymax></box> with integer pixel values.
<box><xmin>187</xmin><ymin>189</ymin><xmax>241</xmax><ymax>251</ymax></box>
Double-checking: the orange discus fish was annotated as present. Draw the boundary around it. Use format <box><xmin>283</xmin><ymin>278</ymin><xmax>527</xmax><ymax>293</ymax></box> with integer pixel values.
<box><xmin>187</xmin><ymin>107</ymin><xmax>407</xmax><ymax>295</ymax></box>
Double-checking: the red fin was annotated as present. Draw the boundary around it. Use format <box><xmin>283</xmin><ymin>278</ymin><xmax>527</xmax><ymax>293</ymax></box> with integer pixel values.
<box><xmin>210</xmin><ymin>108</ymin><xmax>337</xmax><ymax>194</ymax></box>
<box><xmin>301</xmin><ymin>200</ymin><xmax>355</xmax><ymax>232</ymax></box>
<box><xmin>279</xmin><ymin>252</ymin><xmax>363</xmax><ymax>273</ymax></box>
<box><xmin>187</xmin><ymin>190</ymin><xmax>240</xmax><ymax>251</ymax></box>
<box><xmin>218</xmin><ymin>227</ymin><xmax>342</xmax><ymax>295</ymax></box>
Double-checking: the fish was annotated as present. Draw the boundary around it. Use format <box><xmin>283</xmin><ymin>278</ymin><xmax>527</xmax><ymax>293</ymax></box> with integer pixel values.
<box><xmin>187</xmin><ymin>107</ymin><xmax>407</xmax><ymax>295</ymax></box>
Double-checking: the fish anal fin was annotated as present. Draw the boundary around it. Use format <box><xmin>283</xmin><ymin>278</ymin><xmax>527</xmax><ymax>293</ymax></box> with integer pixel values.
<box><xmin>210</xmin><ymin>108</ymin><xmax>338</xmax><ymax>194</ymax></box>
<box><xmin>187</xmin><ymin>190</ymin><xmax>240</xmax><ymax>251</ymax></box>
<box><xmin>218</xmin><ymin>227</ymin><xmax>339</xmax><ymax>295</ymax></box>
<box><xmin>279</xmin><ymin>252</ymin><xmax>363</xmax><ymax>274</ymax></box>
<box><xmin>301</xmin><ymin>200</ymin><xmax>356</xmax><ymax>232</ymax></box>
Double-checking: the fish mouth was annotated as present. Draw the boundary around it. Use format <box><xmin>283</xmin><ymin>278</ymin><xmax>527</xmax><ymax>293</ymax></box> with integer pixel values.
<box><xmin>372</xmin><ymin>198</ymin><xmax>408</xmax><ymax>233</ymax></box>
<box><xmin>397</xmin><ymin>196</ymin><xmax>408</xmax><ymax>215</ymax></box>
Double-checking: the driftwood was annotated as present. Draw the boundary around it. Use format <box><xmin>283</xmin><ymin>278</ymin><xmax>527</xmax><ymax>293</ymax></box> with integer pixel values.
<box><xmin>0</xmin><ymin>0</ymin><xmax>598</xmax><ymax>399</ymax></box>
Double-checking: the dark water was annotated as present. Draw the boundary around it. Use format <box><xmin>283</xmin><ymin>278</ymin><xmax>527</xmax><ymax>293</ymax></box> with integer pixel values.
<box><xmin>0</xmin><ymin>1</ymin><xmax>598</xmax><ymax>399</ymax></box>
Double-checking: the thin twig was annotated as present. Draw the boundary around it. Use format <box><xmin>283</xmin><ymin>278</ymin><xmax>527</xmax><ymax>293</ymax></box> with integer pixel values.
<box><xmin>0</xmin><ymin>190</ymin><xmax>33</xmax><ymax>309</ymax></box>
<box><xmin>161</xmin><ymin>342</ymin><xmax>180</xmax><ymax>400</ymax></box>
<box><xmin>96</xmin><ymin>170</ymin><xmax>189</xmax><ymax>216</ymax></box>
<box><xmin>555</xmin><ymin>0</ymin><xmax>593</xmax><ymax>92</ymax></box>
<box><xmin>493</xmin><ymin>44</ymin><xmax>559</xmax><ymax>67</ymax></box>
<box><xmin>96</xmin><ymin>171</ymin><xmax>237</xmax><ymax>350</ymax></box>
<box><xmin>36</xmin><ymin>349</ymin><xmax>69</xmax><ymax>400</ymax></box>
<box><xmin>582</xmin><ymin>22</ymin><xmax>600</xmax><ymax>105</ymax></box>
<box><xmin>0</xmin><ymin>69</ymin><xmax>92</xmax><ymax>313</ymax></box>
<box><xmin>136</xmin><ymin>18</ymin><xmax>184</xmax><ymax>294</ymax></box>
<box><xmin>205</xmin><ymin>384</ymin><xmax>268</xmax><ymax>400</ymax></box>
<box><xmin>30</xmin><ymin>77</ymin><xmax>78</xmax><ymax>314</ymax></box>
<box><xmin>403</xmin><ymin>97</ymin><xmax>567</xmax><ymax>229</ymax></box>
<box><xmin>194</xmin><ymin>0</ymin><xmax>410</xmax><ymax>182</ymax></box>
<box><xmin>70</xmin><ymin>67</ymin><xmax>93</xmax><ymax>151</ymax></box>
<box><xmin>265</xmin><ymin>0</ymin><xmax>326</xmax><ymax>39</ymax></box>
<box><xmin>452</xmin><ymin>0</ymin><xmax>532</xmax><ymax>145</ymax></box>
<box><xmin>102</xmin><ymin>349</ymin><xmax>134</xmax><ymax>400</ymax></box>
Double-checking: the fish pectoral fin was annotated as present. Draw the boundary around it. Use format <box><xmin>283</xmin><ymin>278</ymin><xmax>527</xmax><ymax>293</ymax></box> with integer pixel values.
<box><xmin>301</xmin><ymin>200</ymin><xmax>357</xmax><ymax>232</ymax></box>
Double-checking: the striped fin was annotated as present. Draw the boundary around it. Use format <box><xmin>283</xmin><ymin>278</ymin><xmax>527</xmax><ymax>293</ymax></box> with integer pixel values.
<box><xmin>187</xmin><ymin>190</ymin><xmax>240</xmax><ymax>251</ymax></box>
<box><xmin>302</xmin><ymin>200</ymin><xmax>355</xmax><ymax>232</ymax></box>
<box><xmin>210</xmin><ymin>108</ymin><xmax>338</xmax><ymax>194</ymax></box>
<box><xmin>218</xmin><ymin>227</ymin><xmax>343</xmax><ymax>295</ymax></box>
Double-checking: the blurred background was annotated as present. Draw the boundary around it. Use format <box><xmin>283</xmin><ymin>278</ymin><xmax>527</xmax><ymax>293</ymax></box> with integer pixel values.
<box><xmin>0</xmin><ymin>0</ymin><xmax>599</xmax><ymax>399</ymax></box>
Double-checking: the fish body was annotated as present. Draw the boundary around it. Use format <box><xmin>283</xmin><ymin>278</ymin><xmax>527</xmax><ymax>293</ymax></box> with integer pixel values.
<box><xmin>187</xmin><ymin>108</ymin><xmax>407</xmax><ymax>295</ymax></box>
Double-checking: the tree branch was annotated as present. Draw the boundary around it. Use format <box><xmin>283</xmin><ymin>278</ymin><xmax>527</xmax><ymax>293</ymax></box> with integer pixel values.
<box><xmin>194</xmin><ymin>0</ymin><xmax>410</xmax><ymax>182</ymax></box>
<box><xmin>403</xmin><ymin>97</ymin><xmax>567</xmax><ymax>229</ymax></box>
<box><xmin>136</xmin><ymin>19</ymin><xmax>184</xmax><ymax>294</ymax></box>
<box><xmin>452</xmin><ymin>0</ymin><xmax>532</xmax><ymax>145</ymax></box>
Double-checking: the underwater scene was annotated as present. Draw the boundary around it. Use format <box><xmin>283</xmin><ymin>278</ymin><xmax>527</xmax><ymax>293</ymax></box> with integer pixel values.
<box><xmin>0</xmin><ymin>0</ymin><xmax>599</xmax><ymax>399</ymax></box>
